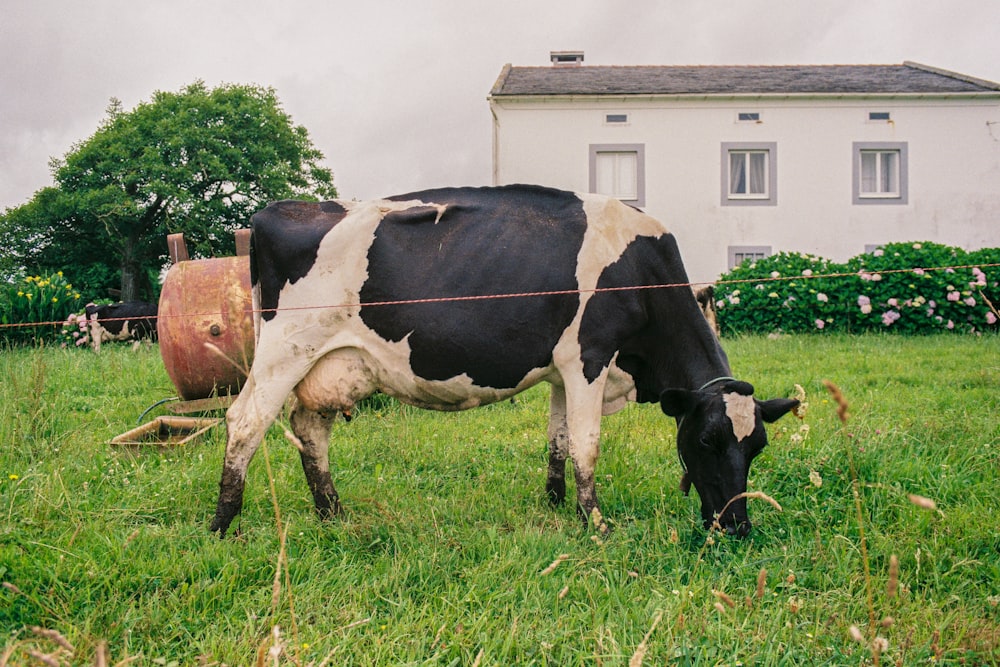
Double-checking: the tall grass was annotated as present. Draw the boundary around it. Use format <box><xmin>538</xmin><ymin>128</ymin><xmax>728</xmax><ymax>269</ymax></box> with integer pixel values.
<box><xmin>1</xmin><ymin>335</ymin><xmax>998</xmax><ymax>665</ymax></box>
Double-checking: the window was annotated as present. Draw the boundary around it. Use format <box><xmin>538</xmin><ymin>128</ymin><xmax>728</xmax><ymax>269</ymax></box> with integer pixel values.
<box><xmin>721</xmin><ymin>142</ymin><xmax>777</xmax><ymax>206</ymax></box>
<box><xmin>853</xmin><ymin>142</ymin><xmax>908</xmax><ymax>205</ymax></box>
<box><xmin>605</xmin><ymin>113</ymin><xmax>629</xmax><ymax>124</ymax></box>
<box><xmin>728</xmin><ymin>246</ymin><xmax>771</xmax><ymax>269</ymax></box>
<box><xmin>589</xmin><ymin>144</ymin><xmax>645</xmax><ymax>206</ymax></box>
<box><xmin>737</xmin><ymin>112</ymin><xmax>761</xmax><ymax>122</ymax></box>
<box><xmin>868</xmin><ymin>111</ymin><xmax>891</xmax><ymax>121</ymax></box>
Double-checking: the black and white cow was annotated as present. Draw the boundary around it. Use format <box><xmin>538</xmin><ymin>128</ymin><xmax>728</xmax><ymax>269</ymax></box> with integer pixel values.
<box><xmin>211</xmin><ymin>185</ymin><xmax>797</xmax><ymax>539</ymax></box>
<box><xmin>84</xmin><ymin>301</ymin><xmax>158</xmax><ymax>351</ymax></box>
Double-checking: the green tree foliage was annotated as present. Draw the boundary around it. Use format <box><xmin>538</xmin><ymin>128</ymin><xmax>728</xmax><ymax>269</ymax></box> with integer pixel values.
<box><xmin>0</xmin><ymin>81</ymin><xmax>336</xmax><ymax>301</ymax></box>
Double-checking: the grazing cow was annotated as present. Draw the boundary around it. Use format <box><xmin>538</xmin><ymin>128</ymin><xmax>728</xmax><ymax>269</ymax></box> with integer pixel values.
<box><xmin>85</xmin><ymin>301</ymin><xmax>158</xmax><ymax>351</ymax></box>
<box><xmin>211</xmin><ymin>185</ymin><xmax>798</xmax><ymax>539</ymax></box>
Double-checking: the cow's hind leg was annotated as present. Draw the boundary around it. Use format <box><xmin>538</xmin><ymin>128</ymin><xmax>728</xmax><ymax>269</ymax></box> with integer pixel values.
<box><xmin>289</xmin><ymin>402</ymin><xmax>341</xmax><ymax>519</ymax></box>
<box><xmin>546</xmin><ymin>384</ymin><xmax>570</xmax><ymax>505</ymax></box>
<box><xmin>211</xmin><ymin>353</ymin><xmax>313</xmax><ymax>537</ymax></box>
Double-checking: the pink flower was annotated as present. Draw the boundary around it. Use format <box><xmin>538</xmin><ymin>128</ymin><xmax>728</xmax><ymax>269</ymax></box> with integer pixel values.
<box><xmin>802</xmin><ymin>269</ymin><xmax>813</xmax><ymax>277</ymax></box>
<box><xmin>964</xmin><ymin>297</ymin><xmax>976</xmax><ymax>307</ymax></box>
<box><xmin>817</xmin><ymin>293</ymin><xmax>828</xmax><ymax>303</ymax></box>
<box><xmin>881</xmin><ymin>310</ymin><xmax>901</xmax><ymax>326</ymax></box>
<box><xmin>913</xmin><ymin>268</ymin><xmax>925</xmax><ymax>276</ymax></box>
<box><xmin>873</xmin><ymin>249</ymin><xmax>884</xmax><ymax>257</ymax></box>
<box><xmin>887</xmin><ymin>298</ymin><xmax>898</xmax><ymax>307</ymax></box>
<box><xmin>815</xmin><ymin>319</ymin><xmax>825</xmax><ymax>329</ymax></box>
<box><xmin>947</xmin><ymin>291</ymin><xmax>960</xmax><ymax>302</ymax></box>
<box><xmin>857</xmin><ymin>295</ymin><xmax>871</xmax><ymax>307</ymax></box>
<box><xmin>871</xmin><ymin>273</ymin><xmax>882</xmax><ymax>282</ymax></box>
<box><xmin>987</xmin><ymin>312</ymin><xmax>998</xmax><ymax>325</ymax></box>
<box><xmin>946</xmin><ymin>320</ymin><xmax>955</xmax><ymax>330</ymax></box>
<box><xmin>861</xmin><ymin>304</ymin><xmax>872</xmax><ymax>314</ymax></box>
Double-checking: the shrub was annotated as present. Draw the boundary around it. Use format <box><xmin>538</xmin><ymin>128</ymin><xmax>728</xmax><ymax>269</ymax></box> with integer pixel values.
<box><xmin>716</xmin><ymin>242</ymin><xmax>1000</xmax><ymax>335</ymax></box>
<box><xmin>0</xmin><ymin>272</ymin><xmax>86</xmax><ymax>346</ymax></box>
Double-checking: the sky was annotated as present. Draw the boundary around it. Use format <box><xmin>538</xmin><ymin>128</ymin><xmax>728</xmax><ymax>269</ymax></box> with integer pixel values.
<box><xmin>2</xmin><ymin>0</ymin><xmax>999</xmax><ymax>212</ymax></box>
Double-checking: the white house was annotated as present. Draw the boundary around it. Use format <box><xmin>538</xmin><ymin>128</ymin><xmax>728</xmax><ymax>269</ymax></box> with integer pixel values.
<box><xmin>488</xmin><ymin>54</ymin><xmax>1000</xmax><ymax>282</ymax></box>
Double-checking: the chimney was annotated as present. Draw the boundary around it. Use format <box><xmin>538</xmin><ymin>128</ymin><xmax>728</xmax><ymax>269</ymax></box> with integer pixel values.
<box><xmin>550</xmin><ymin>51</ymin><xmax>584</xmax><ymax>67</ymax></box>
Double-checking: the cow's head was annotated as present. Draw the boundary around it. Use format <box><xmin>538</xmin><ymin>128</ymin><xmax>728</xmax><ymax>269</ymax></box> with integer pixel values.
<box><xmin>660</xmin><ymin>379</ymin><xmax>798</xmax><ymax>538</ymax></box>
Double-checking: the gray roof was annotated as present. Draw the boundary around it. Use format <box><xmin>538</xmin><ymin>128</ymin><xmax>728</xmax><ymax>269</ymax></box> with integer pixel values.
<box><xmin>490</xmin><ymin>62</ymin><xmax>1000</xmax><ymax>97</ymax></box>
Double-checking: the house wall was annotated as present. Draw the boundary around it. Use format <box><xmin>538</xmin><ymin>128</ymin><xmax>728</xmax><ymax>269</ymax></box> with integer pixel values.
<box><xmin>490</xmin><ymin>96</ymin><xmax>1000</xmax><ymax>282</ymax></box>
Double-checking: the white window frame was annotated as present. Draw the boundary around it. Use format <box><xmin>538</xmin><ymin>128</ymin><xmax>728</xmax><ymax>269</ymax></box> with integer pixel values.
<box><xmin>721</xmin><ymin>142</ymin><xmax>777</xmax><ymax>206</ymax></box>
<box><xmin>589</xmin><ymin>143</ymin><xmax>645</xmax><ymax>207</ymax></box>
<box><xmin>728</xmin><ymin>245</ymin><xmax>771</xmax><ymax>269</ymax></box>
<box><xmin>853</xmin><ymin>142</ymin><xmax>908</xmax><ymax>205</ymax></box>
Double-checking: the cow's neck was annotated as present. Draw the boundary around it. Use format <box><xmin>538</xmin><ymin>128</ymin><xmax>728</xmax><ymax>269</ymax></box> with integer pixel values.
<box><xmin>623</xmin><ymin>284</ymin><xmax>732</xmax><ymax>402</ymax></box>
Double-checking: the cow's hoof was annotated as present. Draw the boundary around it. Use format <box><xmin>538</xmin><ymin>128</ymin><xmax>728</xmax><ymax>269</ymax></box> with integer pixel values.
<box><xmin>546</xmin><ymin>480</ymin><xmax>566</xmax><ymax>505</ymax></box>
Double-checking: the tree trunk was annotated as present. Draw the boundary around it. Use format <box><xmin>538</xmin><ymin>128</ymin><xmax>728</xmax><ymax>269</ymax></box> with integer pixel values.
<box><xmin>120</xmin><ymin>234</ymin><xmax>141</xmax><ymax>302</ymax></box>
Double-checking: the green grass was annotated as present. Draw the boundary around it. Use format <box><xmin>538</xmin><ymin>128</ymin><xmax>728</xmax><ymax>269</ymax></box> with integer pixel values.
<box><xmin>1</xmin><ymin>335</ymin><xmax>998</xmax><ymax>665</ymax></box>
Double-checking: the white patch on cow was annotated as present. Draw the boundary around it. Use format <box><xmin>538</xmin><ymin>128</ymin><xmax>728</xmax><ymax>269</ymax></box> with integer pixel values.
<box><xmin>724</xmin><ymin>392</ymin><xmax>756</xmax><ymax>442</ymax></box>
<box><xmin>87</xmin><ymin>313</ymin><xmax>135</xmax><ymax>351</ymax></box>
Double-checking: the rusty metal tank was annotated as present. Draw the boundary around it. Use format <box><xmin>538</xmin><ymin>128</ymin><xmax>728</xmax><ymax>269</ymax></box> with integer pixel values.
<box><xmin>158</xmin><ymin>230</ymin><xmax>255</xmax><ymax>401</ymax></box>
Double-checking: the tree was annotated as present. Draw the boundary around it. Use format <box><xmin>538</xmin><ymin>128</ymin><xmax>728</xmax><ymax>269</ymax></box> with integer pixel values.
<box><xmin>0</xmin><ymin>81</ymin><xmax>337</xmax><ymax>300</ymax></box>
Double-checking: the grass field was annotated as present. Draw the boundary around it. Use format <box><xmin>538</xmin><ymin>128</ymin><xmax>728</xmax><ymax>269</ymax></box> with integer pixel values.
<box><xmin>1</xmin><ymin>334</ymin><xmax>998</xmax><ymax>665</ymax></box>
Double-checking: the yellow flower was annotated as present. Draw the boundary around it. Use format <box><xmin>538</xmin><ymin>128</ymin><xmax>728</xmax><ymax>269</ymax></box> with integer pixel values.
<box><xmin>73</xmin><ymin>293</ymin><xmax>80</xmax><ymax>299</ymax></box>
<box><xmin>17</xmin><ymin>291</ymin><xmax>24</xmax><ymax>297</ymax></box>
<box><xmin>57</xmin><ymin>271</ymin><xmax>63</xmax><ymax>277</ymax></box>
<box><xmin>25</xmin><ymin>293</ymin><xmax>32</xmax><ymax>300</ymax></box>
<box><xmin>52</xmin><ymin>297</ymin><xmax>59</xmax><ymax>303</ymax></box>
<box><xmin>8</xmin><ymin>474</ymin><xmax>17</xmax><ymax>480</ymax></box>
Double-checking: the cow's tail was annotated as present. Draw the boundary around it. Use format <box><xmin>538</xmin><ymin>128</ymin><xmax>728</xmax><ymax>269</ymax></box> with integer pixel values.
<box><xmin>249</xmin><ymin>229</ymin><xmax>263</xmax><ymax>346</ymax></box>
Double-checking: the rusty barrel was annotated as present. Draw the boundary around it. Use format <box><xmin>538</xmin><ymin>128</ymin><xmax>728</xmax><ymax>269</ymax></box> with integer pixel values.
<box><xmin>158</xmin><ymin>231</ymin><xmax>255</xmax><ymax>401</ymax></box>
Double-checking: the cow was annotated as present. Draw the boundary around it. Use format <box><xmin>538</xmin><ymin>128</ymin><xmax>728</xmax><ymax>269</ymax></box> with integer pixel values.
<box><xmin>210</xmin><ymin>185</ymin><xmax>798</xmax><ymax>539</ymax></box>
<box><xmin>84</xmin><ymin>301</ymin><xmax>158</xmax><ymax>351</ymax></box>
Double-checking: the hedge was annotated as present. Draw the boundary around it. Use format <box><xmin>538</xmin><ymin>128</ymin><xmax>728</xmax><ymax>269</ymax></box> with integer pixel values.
<box><xmin>714</xmin><ymin>242</ymin><xmax>1000</xmax><ymax>335</ymax></box>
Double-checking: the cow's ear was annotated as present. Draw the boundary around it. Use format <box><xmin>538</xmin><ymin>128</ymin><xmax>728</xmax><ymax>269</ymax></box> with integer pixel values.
<box><xmin>758</xmin><ymin>398</ymin><xmax>800</xmax><ymax>423</ymax></box>
<box><xmin>660</xmin><ymin>388</ymin><xmax>698</xmax><ymax>417</ymax></box>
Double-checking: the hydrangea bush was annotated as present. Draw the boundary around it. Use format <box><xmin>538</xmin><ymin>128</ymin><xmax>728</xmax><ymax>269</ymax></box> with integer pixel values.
<box><xmin>715</xmin><ymin>242</ymin><xmax>1000</xmax><ymax>335</ymax></box>
<box><xmin>0</xmin><ymin>272</ymin><xmax>85</xmax><ymax>346</ymax></box>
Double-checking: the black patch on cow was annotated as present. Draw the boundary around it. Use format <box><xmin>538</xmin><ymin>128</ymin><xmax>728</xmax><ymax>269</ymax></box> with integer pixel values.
<box><xmin>578</xmin><ymin>233</ymin><xmax>728</xmax><ymax>398</ymax></box>
<box><xmin>359</xmin><ymin>185</ymin><xmax>586</xmax><ymax>389</ymax></box>
<box><xmin>251</xmin><ymin>200</ymin><xmax>348</xmax><ymax>321</ymax></box>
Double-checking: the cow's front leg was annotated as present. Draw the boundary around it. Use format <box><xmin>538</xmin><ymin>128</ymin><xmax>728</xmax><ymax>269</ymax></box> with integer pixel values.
<box><xmin>289</xmin><ymin>402</ymin><xmax>341</xmax><ymax>519</ymax></box>
<box><xmin>546</xmin><ymin>384</ymin><xmax>569</xmax><ymax>505</ymax></box>
<box><xmin>565</xmin><ymin>381</ymin><xmax>610</xmax><ymax>535</ymax></box>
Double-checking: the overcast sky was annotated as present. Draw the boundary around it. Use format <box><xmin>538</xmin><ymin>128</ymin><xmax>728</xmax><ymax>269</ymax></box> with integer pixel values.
<box><xmin>3</xmin><ymin>0</ymin><xmax>999</xmax><ymax>212</ymax></box>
